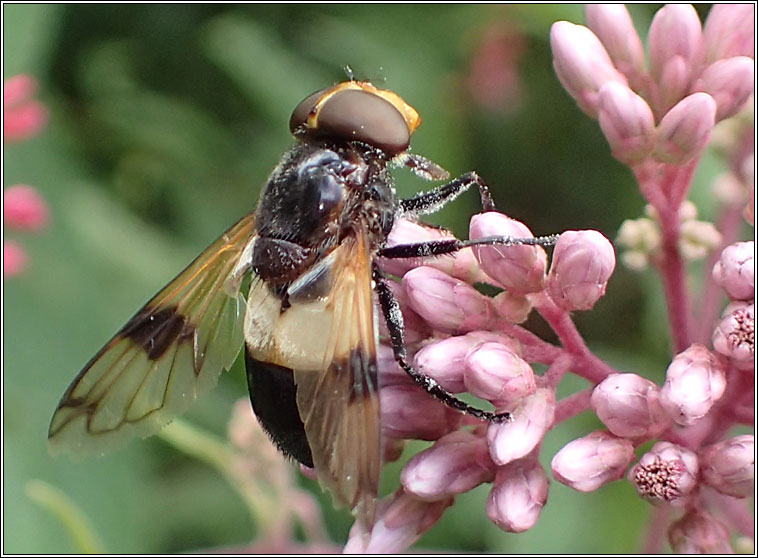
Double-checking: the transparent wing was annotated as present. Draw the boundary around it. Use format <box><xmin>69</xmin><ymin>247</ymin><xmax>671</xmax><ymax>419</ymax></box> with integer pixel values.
<box><xmin>245</xmin><ymin>235</ymin><xmax>381</xmax><ymax>527</ymax></box>
<box><xmin>49</xmin><ymin>214</ymin><xmax>256</xmax><ymax>455</ymax></box>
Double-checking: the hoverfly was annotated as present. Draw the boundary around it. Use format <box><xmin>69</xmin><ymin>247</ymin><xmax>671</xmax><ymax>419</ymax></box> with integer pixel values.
<box><xmin>49</xmin><ymin>80</ymin><xmax>545</xmax><ymax>529</ymax></box>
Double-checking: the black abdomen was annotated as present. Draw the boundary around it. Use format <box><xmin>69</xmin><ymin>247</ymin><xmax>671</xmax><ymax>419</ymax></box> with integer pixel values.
<box><xmin>244</xmin><ymin>348</ymin><xmax>313</xmax><ymax>468</ymax></box>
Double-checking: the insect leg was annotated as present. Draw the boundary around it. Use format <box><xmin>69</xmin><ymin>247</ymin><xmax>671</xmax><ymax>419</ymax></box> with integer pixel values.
<box><xmin>400</xmin><ymin>171</ymin><xmax>497</xmax><ymax>215</ymax></box>
<box><xmin>378</xmin><ymin>233</ymin><xmax>559</xmax><ymax>260</ymax></box>
<box><xmin>372</xmin><ymin>265</ymin><xmax>510</xmax><ymax>423</ymax></box>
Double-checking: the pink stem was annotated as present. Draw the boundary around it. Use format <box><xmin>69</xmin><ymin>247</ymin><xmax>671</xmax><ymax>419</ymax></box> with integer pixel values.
<box><xmin>710</xmin><ymin>491</ymin><xmax>755</xmax><ymax>538</ymax></box>
<box><xmin>533</xmin><ymin>294</ymin><xmax>619</xmax><ymax>383</ymax></box>
<box><xmin>654</xmin><ymin>225</ymin><xmax>692</xmax><ymax>353</ymax></box>
<box><xmin>553</xmin><ymin>388</ymin><xmax>593</xmax><ymax>424</ymax></box>
<box><xmin>494</xmin><ymin>319</ymin><xmax>564</xmax><ymax>364</ymax></box>
<box><xmin>634</xmin><ymin>161</ymin><xmax>694</xmax><ymax>353</ymax></box>
<box><xmin>642</xmin><ymin>505</ymin><xmax>671</xmax><ymax>553</ymax></box>
<box><xmin>668</xmin><ymin>160</ymin><xmax>697</xmax><ymax>207</ymax></box>
<box><xmin>730</xmin><ymin>405</ymin><xmax>754</xmax><ymax>425</ymax></box>
<box><xmin>701</xmin><ymin>365</ymin><xmax>753</xmax><ymax>446</ymax></box>
<box><xmin>541</xmin><ymin>353</ymin><xmax>573</xmax><ymax>388</ymax></box>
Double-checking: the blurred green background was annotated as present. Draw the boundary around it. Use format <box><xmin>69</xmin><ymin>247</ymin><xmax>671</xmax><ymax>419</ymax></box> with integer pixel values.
<box><xmin>4</xmin><ymin>3</ymin><xmax>728</xmax><ymax>554</ymax></box>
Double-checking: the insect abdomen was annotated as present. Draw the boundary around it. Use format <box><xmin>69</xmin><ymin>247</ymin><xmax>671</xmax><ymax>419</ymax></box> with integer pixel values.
<box><xmin>244</xmin><ymin>347</ymin><xmax>314</xmax><ymax>468</ymax></box>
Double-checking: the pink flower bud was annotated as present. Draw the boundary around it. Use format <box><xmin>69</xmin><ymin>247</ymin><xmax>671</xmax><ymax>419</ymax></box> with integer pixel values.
<box><xmin>695</xmin><ymin>56</ymin><xmax>755</xmax><ymax>122</ymax></box>
<box><xmin>668</xmin><ymin>507</ymin><xmax>733</xmax><ymax>554</ymax></box>
<box><xmin>464</xmin><ymin>330</ymin><xmax>523</xmax><ymax>355</ymax></box>
<box><xmin>403</xmin><ymin>266</ymin><xmax>493</xmax><ymax>333</ymax></box>
<box><xmin>590</xmin><ymin>373</ymin><xmax>670</xmax><ymax>440</ymax></box>
<box><xmin>712</xmin><ymin>241</ymin><xmax>754</xmax><ymax>301</ymax></box>
<box><xmin>399</xmin><ymin>306</ymin><xmax>434</xmax><ymax>348</ymax></box>
<box><xmin>377</xmin><ymin>343</ymin><xmax>412</xmax><ymax>388</ymax></box>
<box><xmin>551</xmin><ymin>430</ymin><xmax>634</xmax><ymax>492</ymax></box>
<box><xmin>702</xmin><ymin>4</ymin><xmax>755</xmax><ymax>63</ymax></box>
<box><xmin>700</xmin><ymin>434</ymin><xmax>755</xmax><ymax>498</ymax></box>
<box><xmin>487</xmin><ymin>460</ymin><xmax>549</xmax><ymax>533</ymax></box>
<box><xmin>380</xmin><ymin>219</ymin><xmax>452</xmax><ymax>278</ymax></box>
<box><xmin>712</xmin><ymin>301</ymin><xmax>754</xmax><ymax>365</ymax></box>
<box><xmin>597</xmin><ymin>82</ymin><xmax>655</xmax><ymax>164</ymax></box>
<box><xmin>343</xmin><ymin>489</ymin><xmax>453</xmax><ymax>554</ymax></box>
<box><xmin>546</xmin><ymin>230</ymin><xmax>615</xmax><ymax>311</ymax></box>
<box><xmin>660</xmin><ymin>344</ymin><xmax>726</xmax><ymax>425</ymax></box>
<box><xmin>380</xmin><ymin>219</ymin><xmax>489</xmax><ymax>284</ymax></box>
<box><xmin>413</xmin><ymin>336</ymin><xmax>471</xmax><ymax>393</ymax></box>
<box><xmin>629</xmin><ymin>441</ymin><xmax>698</xmax><ymax>506</ymax></box>
<box><xmin>584</xmin><ymin>5</ymin><xmax>645</xmax><ymax>83</ymax></box>
<box><xmin>414</xmin><ymin>331</ymin><xmax>520</xmax><ymax>393</ymax></box>
<box><xmin>3</xmin><ymin>75</ymin><xmax>48</xmax><ymax>142</ymax></box>
<box><xmin>487</xmin><ymin>388</ymin><xmax>555</xmax><ymax>465</ymax></box>
<box><xmin>3</xmin><ymin>185</ymin><xmax>50</xmax><ymax>231</ymax></box>
<box><xmin>464</xmin><ymin>342</ymin><xmax>536</xmax><ymax>405</ymax></box>
<box><xmin>654</xmin><ymin>92</ymin><xmax>717</xmax><ymax>164</ymax></box>
<box><xmin>381</xmin><ymin>384</ymin><xmax>462</xmax><ymax>441</ymax></box>
<box><xmin>491</xmin><ymin>291</ymin><xmax>533</xmax><ymax>323</ymax></box>
<box><xmin>3</xmin><ymin>240</ymin><xmax>28</xmax><ymax>277</ymax></box>
<box><xmin>550</xmin><ymin>21</ymin><xmax>627</xmax><ymax>117</ymax></box>
<box><xmin>647</xmin><ymin>4</ymin><xmax>703</xmax><ymax>86</ymax></box>
<box><xmin>655</xmin><ymin>55</ymin><xmax>691</xmax><ymax>117</ymax></box>
<box><xmin>469</xmin><ymin>212</ymin><xmax>548</xmax><ymax>295</ymax></box>
<box><xmin>401</xmin><ymin>430</ymin><xmax>495</xmax><ymax>501</ymax></box>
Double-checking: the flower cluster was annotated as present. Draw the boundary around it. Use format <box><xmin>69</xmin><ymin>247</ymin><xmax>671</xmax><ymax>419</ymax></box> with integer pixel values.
<box><xmin>4</xmin><ymin>75</ymin><xmax>50</xmax><ymax>277</ymax></box>
<box><xmin>342</xmin><ymin>4</ymin><xmax>753</xmax><ymax>553</ymax></box>
<box><xmin>339</xmin><ymin>212</ymin><xmax>617</xmax><ymax>552</ymax></box>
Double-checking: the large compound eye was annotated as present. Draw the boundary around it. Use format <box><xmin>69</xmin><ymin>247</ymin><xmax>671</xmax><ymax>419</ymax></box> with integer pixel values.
<box><xmin>289</xmin><ymin>85</ymin><xmax>413</xmax><ymax>156</ymax></box>
<box><xmin>289</xmin><ymin>87</ymin><xmax>329</xmax><ymax>134</ymax></box>
<box><xmin>316</xmin><ymin>89</ymin><xmax>411</xmax><ymax>155</ymax></box>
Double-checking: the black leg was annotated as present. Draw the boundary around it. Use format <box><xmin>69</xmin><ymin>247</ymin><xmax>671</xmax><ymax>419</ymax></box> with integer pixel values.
<box><xmin>378</xmin><ymin>233</ymin><xmax>560</xmax><ymax>260</ymax></box>
<box><xmin>400</xmin><ymin>171</ymin><xmax>497</xmax><ymax>215</ymax></box>
<box><xmin>372</xmin><ymin>266</ymin><xmax>511</xmax><ymax>424</ymax></box>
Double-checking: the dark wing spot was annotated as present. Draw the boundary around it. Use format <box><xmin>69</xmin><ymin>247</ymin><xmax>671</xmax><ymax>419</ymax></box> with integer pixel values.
<box><xmin>347</xmin><ymin>348</ymin><xmax>378</xmax><ymax>404</ymax></box>
<box><xmin>122</xmin><ymin>306</ymin><xmax>194</xmax><ymax>360</ymax></box>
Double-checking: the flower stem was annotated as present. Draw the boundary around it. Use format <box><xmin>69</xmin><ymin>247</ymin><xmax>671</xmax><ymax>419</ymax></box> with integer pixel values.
<box><xmin>533</xmin><ymin>294</ymin><xmax>619</xmax><ymax>383</ymax></box>
<box><xmin>541</xmin><ymin>353</ymin><xmax>573</xmax><ymax>388</ymax></box>
<box><xmin>710</xmin><ymin>491</ymin><xmax>755</xmax><ymax>538</ymax></box>
<box><xmin>642</xmin><ymin>505</ymin><xmax>671</xmax><ymax>553</ymax></box>
<box><xmin>655</xmin><ymin>222</ymin><xmax>692</xmax><ymax>353</ymax></box>
<box><xmin>553</xmin><ymin>388</ymin><xmax>593</xmax><ymax>424</ymax></box>
<box><xmin>494</xmin><ymin>319</ymin><xmax>563</xmax><ymax>364</ymax></box>
<box><xmin>700</xmin><ymin>365</ymin><xmax>752</xmax><ymax>446</ymax></box>
<box><xmin>633</xmin><ymin>160</ymin><xmax>694</xmax><ymax>353</ymax></box>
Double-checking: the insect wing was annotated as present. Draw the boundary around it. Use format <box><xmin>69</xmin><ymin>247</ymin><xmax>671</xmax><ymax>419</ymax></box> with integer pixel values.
<box><xmin>245</xmin><ymin>234</ymin><xmax>381</xmax><ymax>527</ymax></box>
<box><xmin>49</xmin><ymin>214</ymin><xmax>256</xmax><ymax>455</ymax></box>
